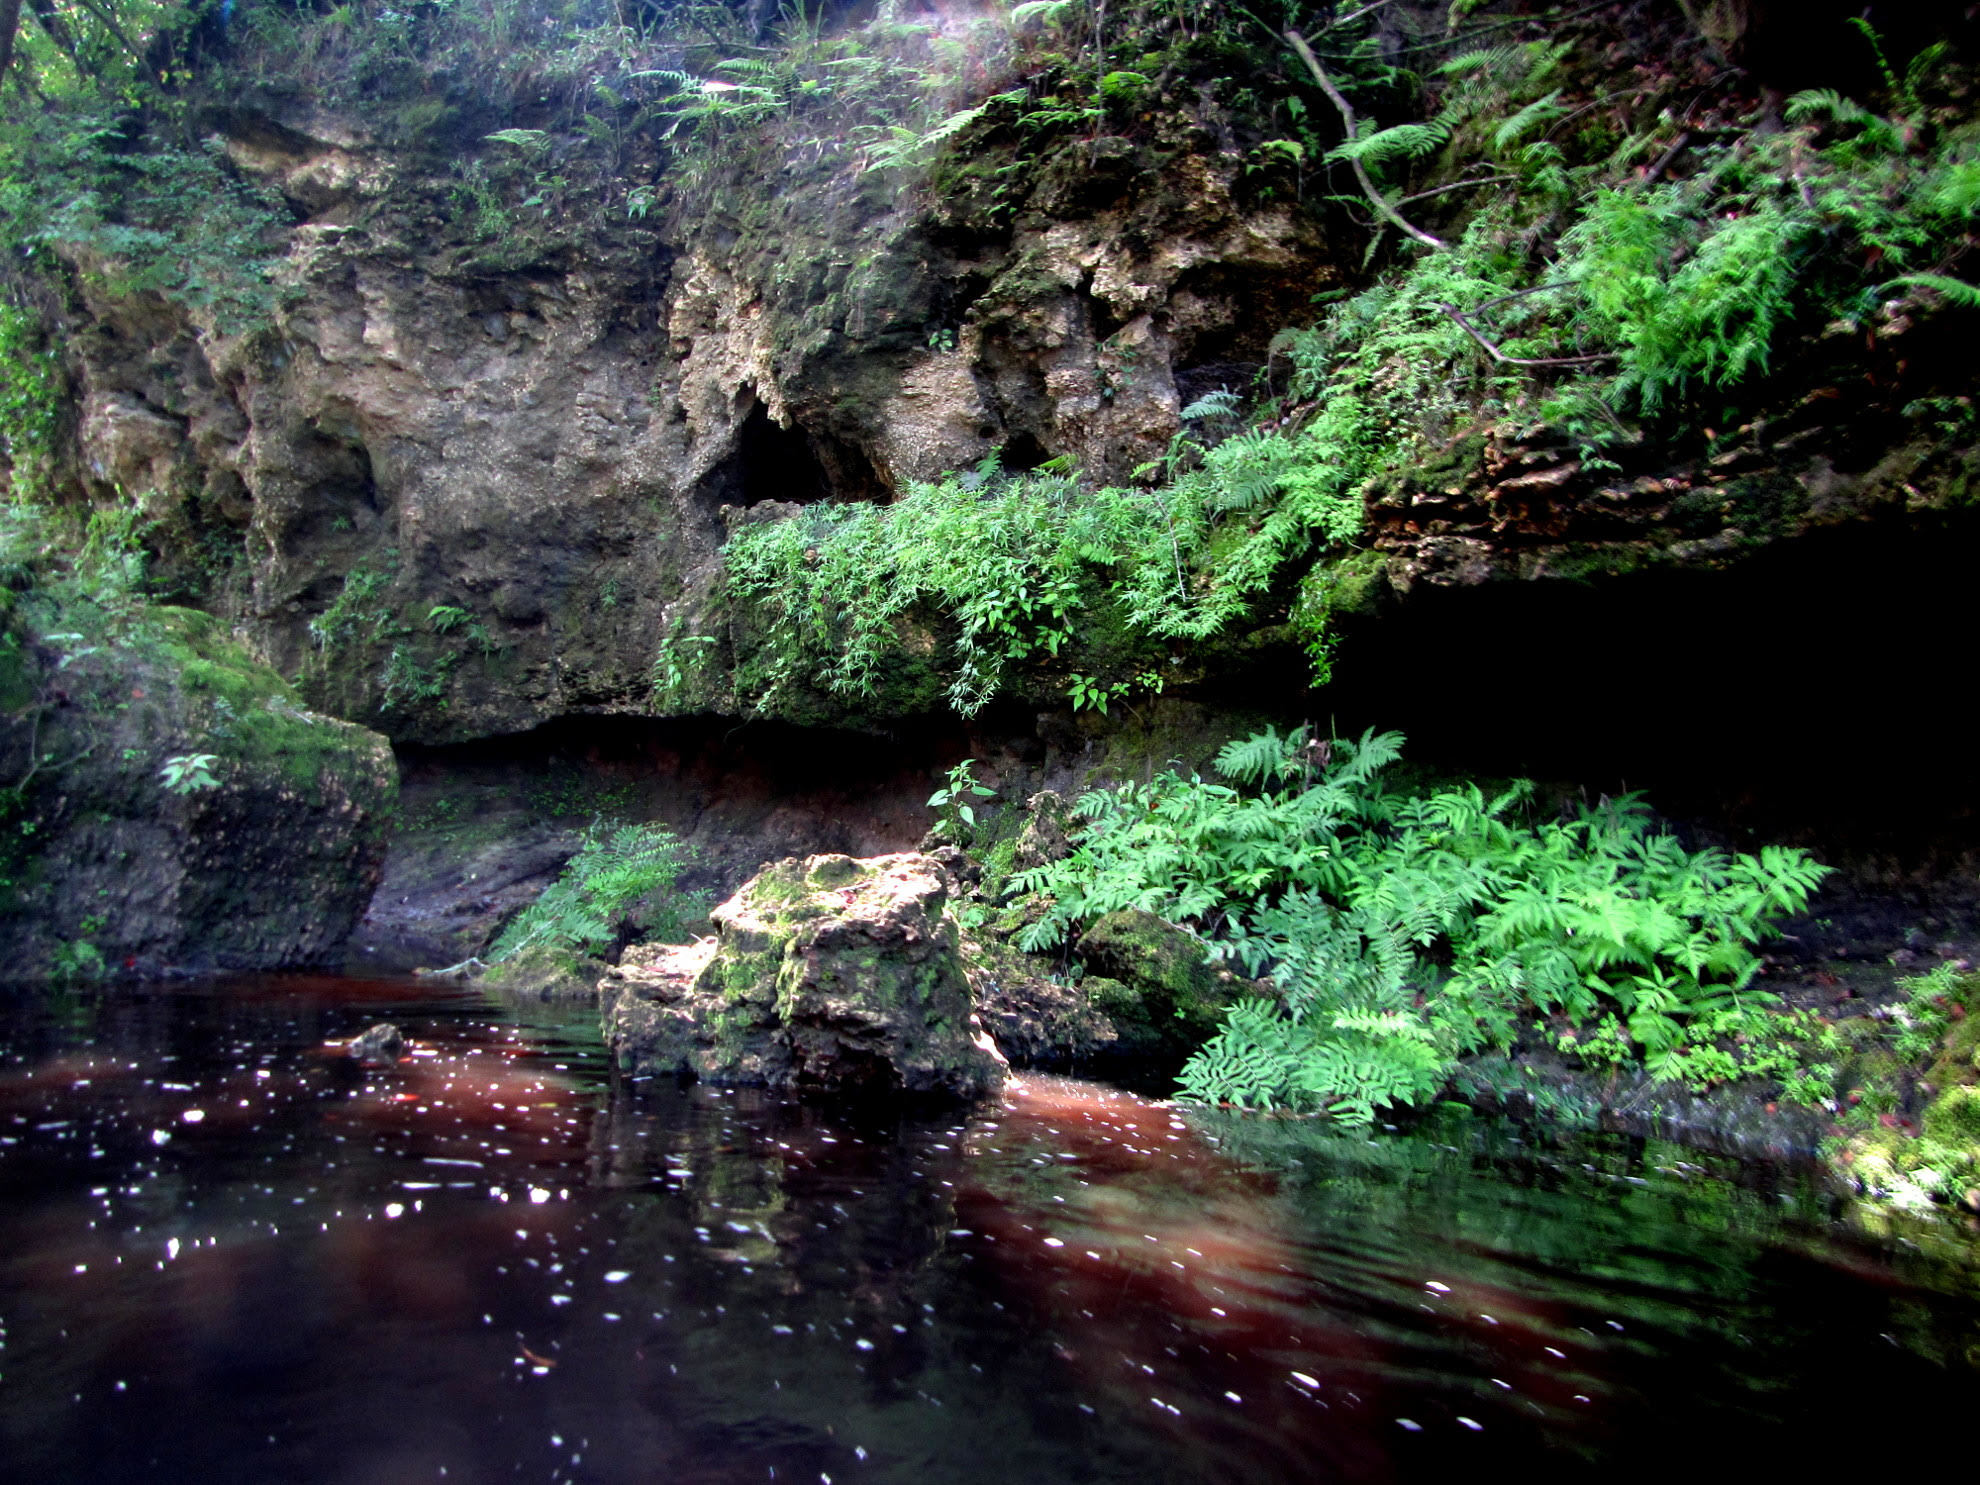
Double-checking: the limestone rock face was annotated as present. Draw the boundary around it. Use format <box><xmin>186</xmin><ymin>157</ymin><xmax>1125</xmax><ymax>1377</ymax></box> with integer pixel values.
<box><xmin>49</xmin><ymin>89</ymin><xmax>1327</xmax><ymax>744</ymax></box>
<box><xmin>602</xmin><ymin>853</ymin><xmax>1004</xmax><ymax>1101</ymax></box>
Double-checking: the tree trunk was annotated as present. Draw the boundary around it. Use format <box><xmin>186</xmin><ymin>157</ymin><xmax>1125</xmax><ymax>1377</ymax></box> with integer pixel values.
<box><xmin>0</xmin><ymin>0</ymin><xmax>27</xmax><ymax>83</ymax></box>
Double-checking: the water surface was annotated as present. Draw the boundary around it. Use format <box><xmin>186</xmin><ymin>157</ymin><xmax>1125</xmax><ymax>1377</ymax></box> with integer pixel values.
<box><xmin>2</xmin><ymin>975</ymin><xmax>1976</xmax><ymax>1483</ymax></box>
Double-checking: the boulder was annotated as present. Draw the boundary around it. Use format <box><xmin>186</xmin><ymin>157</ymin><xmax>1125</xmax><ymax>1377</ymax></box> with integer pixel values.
<box><xmin>1</xmin><ymin>598</ymin><xmax>397</xmax><ymax>978</ymax></box>
<box><xmin>1011</xmin><ymin>789</ymin><xmax>1075</xmax><ymax>873</ymax></box>
<box><xmin>349</xmin><ymin>1022</ymin><xmax>405</xmax><ymax>1064</ymax></box>
<box><xmin>479</xmin><ymin>944</ymin><xmax>608</xmax><ymax>1001</ymax></box>
<box><xmin>1073</xmin><ymin>908</ymin><xmax>1248</xmax><ymax>1060</ymax></box>
<box><xmin>965</xmin><ymin>931</ymin><xmax>1119</xmax><ymax>1068</ymax></box>
<box><xmin>602</xmin><ymin>853</ymin><xmax>1004</xmax><ymax>1100</ymax></box>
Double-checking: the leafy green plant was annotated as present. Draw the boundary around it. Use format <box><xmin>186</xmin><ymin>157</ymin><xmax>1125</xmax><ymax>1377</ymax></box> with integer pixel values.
<box><xmin>725</xmin><ymin>465</ymin><xmax>1169</xmax><ymax>716</ymax></box>
<box><xmin>0</xmin><ymin>302</ymin><xmax>61</xmax><ymax>502</ymax></box>
<box><xmin>1014</xmin><ymin>726</ymin><xmax>1827</xmax><ymax>1124</ymax></box>
<box><xmin>490</xmin><ymin>821</ymin><xmax>700</xmax><ymax>961</ymax></box>
<box><xmin>158</xmin><ymin>753</ymin><xmax>221</xmax><ymax>795</ymax></box>
<box><xmin>927</xmin><ymin>759</ymin><xmax>996</xmax><ymax>836</ymax></box>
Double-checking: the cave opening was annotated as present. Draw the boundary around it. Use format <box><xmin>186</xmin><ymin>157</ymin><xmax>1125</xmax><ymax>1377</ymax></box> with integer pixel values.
<box><xmin>729</xmin><ymin>400</ymin><xmax>888</xmax><ymax>507</ymax></box>
<box><xmin>736</xmin><ymin>401</ymin><xmax>833</xmax><ymax>505</ymax></box>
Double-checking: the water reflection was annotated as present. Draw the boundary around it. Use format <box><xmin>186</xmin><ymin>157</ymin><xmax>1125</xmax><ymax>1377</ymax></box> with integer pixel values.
<box><xmin>2</xmin><ymin>976</ymin><xmax>1979</xmax><ymax>1483</ymax></box>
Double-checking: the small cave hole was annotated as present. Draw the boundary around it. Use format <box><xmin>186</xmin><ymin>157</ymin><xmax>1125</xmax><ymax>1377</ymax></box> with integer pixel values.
<box><xmin>996</xmin><ymin>430</ymin><xmax>1049</xmax><ymax>476</ymax></box>
<box><xmin>737</xmin><ymin>402</ymin><xmax>833</xmax><ymax>506</ymax></box>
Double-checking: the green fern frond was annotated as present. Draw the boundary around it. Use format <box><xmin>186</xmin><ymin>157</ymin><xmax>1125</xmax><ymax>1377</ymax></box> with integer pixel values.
<box><xmin>1327</xmin><ymin>120</ymin><xmax>1452</xmax><ymax>169</ymax></box>
<box><xmin>1879</xmin><ymin>273</ymin><xmax>1980</xmax><ymax>308</ymax></box>
<box><xmin>1493</xmin><ymin>91</ymin><xmax>1563</xmax><ymax>152</ymax></box>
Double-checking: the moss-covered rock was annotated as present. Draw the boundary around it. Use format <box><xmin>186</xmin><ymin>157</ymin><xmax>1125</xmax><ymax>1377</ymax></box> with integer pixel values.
<box><xmin>963</xmin><ymin>931</ymin><xmax>1119</xmax><ymax>1069</ymax></box>
<box><xmin>602</xmin><ymin>852</ymin><xmax>1004</xmax><ymax>1101</ymax></box>
<box><xmin>1833</xmin><ymin>974</ymin><xmax>1980</xmax><ymax>1217</ymax></box>
<box><xmin>479</xmin><ymin>944</ymin><xmax>607</xmax><ymax>1002</ymax></box>
<box><xmin>1</xmin><ymin>592</ymin><xmax>397</xmax><ymax>978</ymax></box>
<box><xmin>1073</xmin><ymin>909</ymin><xmax>1244</xmax><ymax>1061</ymax></box>
<box><xmin>1011</xmin><ymin>789</ymin><xmax>1074</xmax><ymax>874</ymax></box>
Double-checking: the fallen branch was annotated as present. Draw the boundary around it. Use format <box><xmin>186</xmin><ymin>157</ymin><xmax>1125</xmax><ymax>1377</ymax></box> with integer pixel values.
<box><xmin>1643</xmin><ymin>129</ymin><xmax>1693</xmax><ymax>184</ymax></box>
<box><xmin>1434</xmin><ymin>301</ymin><xmax>1616</xmax><ymax>367</ymax></box>
<box><xmin>418</xmin><ymin>956</ymin><xmax>487</xmax><ymax>978</ymax></box>
<box><xmin>1395</xmin><ymin>172</ymin><xmax>1518</xmax><ymax>206</ymax></box>
<box><xmin>1285</xmin><ymin>29</ymin><xmax>1447</xmax><ymax>251</ymax></box>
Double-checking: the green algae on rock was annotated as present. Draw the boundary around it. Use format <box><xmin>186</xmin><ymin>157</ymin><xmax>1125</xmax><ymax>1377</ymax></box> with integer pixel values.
<box><xmin>1073</xmin><ymin>908</ymin><xmax>1250</xmax><ymax>1062</ymax></box>
<box><xmin>1836</xmin><ymin>969</ymin><xmax>1980</xmax><ymax>1218</ymax></box>
<box><xmin>1</xmin><ymin>591</ymin><xmax>396</xmax><ymax>978</ymax></box>
<box><xmin>602</xmin><ymin>853</ymin><xmax>1004</xmax><ymax>1101</ymax></box>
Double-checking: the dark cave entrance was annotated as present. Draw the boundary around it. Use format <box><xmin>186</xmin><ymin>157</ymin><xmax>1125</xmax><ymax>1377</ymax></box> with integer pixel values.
<box><xmin>729</xmin><ymin>401</ymin><xmax>889</xmax><ymax>507</ymax></box>
<box><xmin>736</xmin><ymin>402</ymin><xmax>833</xmax><ymax>505</ymax></box>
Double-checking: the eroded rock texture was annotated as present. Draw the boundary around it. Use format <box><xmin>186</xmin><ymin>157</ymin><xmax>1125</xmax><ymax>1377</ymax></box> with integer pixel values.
<box><xmin>60</xmin><ymin>86</ymin><xmax>1323</xmax><ymax>743</ymax></box>
<box><xmin>602</xmin><ymin>852</ymin><xmax>1004</xmax><ymax>1100</ymax></box>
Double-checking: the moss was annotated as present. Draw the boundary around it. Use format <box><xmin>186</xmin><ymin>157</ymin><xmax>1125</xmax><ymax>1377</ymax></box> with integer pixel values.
<box><xmin>480</xmin><ymin>944</ymin><xmax>602</xmax><ymax>1001</ymax></box>
<box><xmin>1923</xmin><ymin>1084</ymin><xmax>1980</xmax><ymax>1145</ymax></box>
<box><xmin>805</xmin><ymin>854</ymin><xmax>863</xmax><ymax>890</ymax></box>
<box><xmin>147</xmin><ymin>606</ymin><xmax>384</xmax><ymax>800</ymax></box>
<box><xmin>1719</xmin><ymin>471</ymin><xmax>1810</xmax><ymax>541</ymax></box>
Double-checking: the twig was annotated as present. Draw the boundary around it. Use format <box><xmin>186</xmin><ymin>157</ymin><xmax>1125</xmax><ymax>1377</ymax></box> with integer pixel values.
<box><xmin>1285</xmin><ymin>29</ymin><xmax>1447</xmax><ymax>251</ymax></box>
<box><xmin>419</xmin><ymin>956</ymin><xmax>488</xmax><ymax>978</ymax></box>
<box><xmin>1469</xmin><ymin>281</ymin><xmax>1579</xmax><ymax>314</ymax></box>
<box><xmin>1325</xmin><ymin>0</ymin><xmax>1397</xmax><ymax>30</ymax></box>
<box><xmin>1434</xmin><ymin>302</ymin><xmax>1616</xmax><ymax>367</ymax></box>
<box><xmin>1542</xmin><ymin>85</ymin><xmax>1660</xmax><ymax>143</ymax></box>
<box><xmin>1395</xmin><ymin>0</ymin><xmax>1631</xmax><ymax>54</ymax></box>
<box><xmin>1395</xmin><ymin>172</ymin><xmax>1518</xmax><ymax>205</ymax></box>
<box><xmin>1642</xmin><ymin>129</ymin><xmax>1692</xmax><ymax>184</ymax></box>
<box><xmin>67</xmin><ymin>0</ymin><xmax>161</xmax><ymax>86</ymax></box>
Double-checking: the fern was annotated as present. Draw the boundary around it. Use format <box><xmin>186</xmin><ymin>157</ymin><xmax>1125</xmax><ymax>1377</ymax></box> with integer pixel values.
<box><xmin>1879</xmin><ymin>273</ymin><xmax>1980</xmax><ymax>309</ymax></box>
<box><xmin>491</xmin><ymin>822</ymin><xmax>698</xmax><ymax>961</ymax></box>
<box><xmin>1025</xmin><ymin>728</ymin><xmax>1830</xmax><ymax>1126</ymax></box>
<box><xmin>1328</xmin><ymin>119</ymin><xmax>1453</xmax><ymax>169</ymax></box>
<box><xmin>1492</xmin><ymin>91</ymin><xmax>1564</xmax><ymax>152</ymax></box>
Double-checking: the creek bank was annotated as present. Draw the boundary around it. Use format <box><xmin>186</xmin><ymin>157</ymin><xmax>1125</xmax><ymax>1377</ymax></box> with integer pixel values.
<box><xmin>358</xmin><ymin>715</ymin><xmax>1980</xmax><ymax>1224</ymax></box>
<box><xmin>2</xmin><ymin>590</ymin><xmax>397</xmax><ymax>978</ymax></box>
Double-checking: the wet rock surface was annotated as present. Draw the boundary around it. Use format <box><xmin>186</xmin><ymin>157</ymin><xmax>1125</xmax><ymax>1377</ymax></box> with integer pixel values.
<box><xmin>603</xmin><ymin>853</ymin><xmax>1005</xmax><ymax>1101</ymax></box>
<box><xmin>964</xmin><ymin>932</ymin><xmax>1120</xmax><ymax>1070</ymax></box>
<box><xmin>348</xmin><ymin>1022</ymin><xmax>406</xmax><ymax>1064</ymax></box>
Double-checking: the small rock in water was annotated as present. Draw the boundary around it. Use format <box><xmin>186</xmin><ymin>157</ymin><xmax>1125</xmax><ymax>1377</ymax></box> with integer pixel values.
<box><xmin>350</xmin><ymin>1023</ymin><xmax>406</xmax><ymax>1064</ymax></box>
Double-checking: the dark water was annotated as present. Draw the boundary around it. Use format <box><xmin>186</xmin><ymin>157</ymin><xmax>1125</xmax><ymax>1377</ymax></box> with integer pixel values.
<box><xmin>3</xmin><ymin>977</ymin><xmax>1978</xmax><ymax>1484</ymax></box>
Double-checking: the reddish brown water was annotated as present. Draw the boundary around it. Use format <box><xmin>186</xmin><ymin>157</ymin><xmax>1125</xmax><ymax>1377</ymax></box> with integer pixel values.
<box><xmin>3</xmin><ymin>974</ymin><xmax>1979</xmax><ymax>1483</ymax></box>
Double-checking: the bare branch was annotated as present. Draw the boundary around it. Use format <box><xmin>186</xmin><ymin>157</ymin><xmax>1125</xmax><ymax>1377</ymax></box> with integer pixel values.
<box><xmin>1285</xmin><ymin>29</ymin><xmax>1447</xmax><ymax>251</ymax></box>
<box><xmin>1434</xmin><ymin>302</ymin><xmax>1616</xmax><ymax>368</ymax></box>
<box><xmin>1395</xmin><ymin>172</ymin><xmax>1518</xmax><ymax>206</ymax></box>
<box><xmin>1325</xmin><ymin>0</ymin><xmax>1396</xmax><ymax>31</ymax></box>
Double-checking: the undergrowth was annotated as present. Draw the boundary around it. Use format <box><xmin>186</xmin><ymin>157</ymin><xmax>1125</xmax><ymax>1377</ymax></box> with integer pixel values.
<box><xmin>1007</xmin><ymin>726</ymin><xmax>1828</xmax><ymax>1125</ymax></box>
<box><xmin>490</xmin><ymin>820</ymin><xmax>705</xmax><ymax>962</ymax></box>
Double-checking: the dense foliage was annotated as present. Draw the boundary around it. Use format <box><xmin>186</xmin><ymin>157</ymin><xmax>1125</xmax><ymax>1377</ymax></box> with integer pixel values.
<box><xmin>489</xmin><ymin>820</ymin><xmax>702</xmax><ymax>961</ymax></box>
<box><xmin>1009</xmin><ymin>727</ymin><xmax>1828</xmax><ymax>1123</ymax></box>
<box><xmin>717</xmin><ymin>12</ymin><xmax>1980</xmax><ymax>718</ymax></box>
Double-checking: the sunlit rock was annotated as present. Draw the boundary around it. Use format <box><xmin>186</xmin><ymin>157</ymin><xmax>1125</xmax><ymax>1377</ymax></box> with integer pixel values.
<box><xmin>603</xmin><ymin>852</ymin><xmax>1004</xmax><ymax>1101</ymax></box>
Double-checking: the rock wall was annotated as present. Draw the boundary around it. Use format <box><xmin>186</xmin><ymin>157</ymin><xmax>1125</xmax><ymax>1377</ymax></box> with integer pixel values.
<box><xmin>27</xmin><ymin>0</ymin><xmax>1980</xmax><ymax>766</ymax></box>
<box><xmin>59</xmin><ymin>72</ymin><xmax>1326</xmax><ymax>744</ymax></box>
